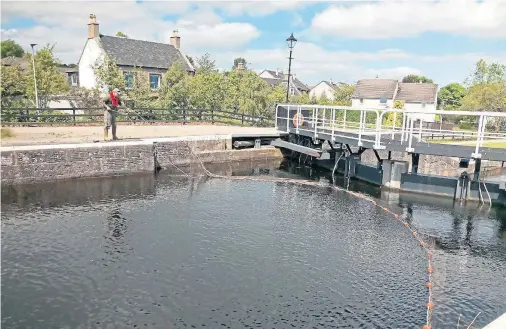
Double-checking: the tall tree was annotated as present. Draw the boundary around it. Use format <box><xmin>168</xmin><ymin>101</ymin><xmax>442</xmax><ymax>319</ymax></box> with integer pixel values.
<box><xmin>159</xmin><ymin>60</ymin><xmax>191</xmax><ymax>112</ymax></box>
<box><xmin>332</xmin><ymin>83</ymin><xmax>355</xmax><ymax>106</ymax></box>
<box><xmin>93</xmin><ymin>55</ymin><xmax>126</xmax><ymax>92</ymax></box>
<box><xmin>115</xmin><ymin>31</ymin><xmax>129</xmax><ymax>38</ymax></box>
<box><xmin>232</xmin><ymin>57</ymin><xmax>247</xmax><ymax>70</ymax></box>
<box><xmin>437</xmin><ymin>83</ymin><xmax>467</xmax><ymax>110</ymax></box>
<box><xmin>25</xmin><ymin>45</ymin><xmax>69</xmax><ymax>107</ymax></box>
<box><xmin>196</xmin><ymin>53</ymin><xmax>217</xmax><ymax>73</ymax></box>
<box><xmin>461</xmin><ymin>59</ymin><xmax>506</xmax><ymax>112</ymax></box>
<box><xmin>402</xmin><ymin>74</ymin><xmax>433</xmax><ymax>83</ymax></box>
<box><xmin>1</xmin><ymin>40</ymin><xmax>25</xmax><ymax>58</ymax></box>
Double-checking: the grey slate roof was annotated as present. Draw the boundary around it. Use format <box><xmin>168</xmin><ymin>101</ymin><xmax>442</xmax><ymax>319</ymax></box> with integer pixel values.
<box><xmin>261</xmin><ymin>77</ymin><xmax>282</xmax><ymax>87</ymax></box>
<box><xmin>352</xmin><ymin>79</ymin><xmax>398</xmax><ymax>99</ymax></box>
<box><xmin>262</xmin><ymin>69</ymin><xmax>309</xmax><ymax>92</ymax></box>
<box><xmin>396</xmin><ymin>83</ymin><xmax>438</xmax><ymax>103</ymax></box>
<box><xmin>99</xmin><ymin>35</ymin><xmax>193</xmax><ymax>71</ymax></box>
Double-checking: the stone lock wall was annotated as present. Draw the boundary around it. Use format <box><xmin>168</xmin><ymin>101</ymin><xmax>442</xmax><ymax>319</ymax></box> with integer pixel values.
<box><xmin>1</xmin><ymin>136</ymin><xmax>283</xmax><ymax>185</ymax></box>
<box><xmin>360</xmin><ymin>149</ymin><xmax>503</xmax><ymax>177</ymax></box>
<box><xmin>1</xmin><ymin>142</ymin><xmax>155</xmax><ymax>185</ymax></box>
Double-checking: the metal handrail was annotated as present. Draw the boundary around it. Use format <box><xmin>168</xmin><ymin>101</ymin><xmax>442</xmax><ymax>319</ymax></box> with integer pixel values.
<box><xmin>275</xmin><ymin>104</ymin><xmax>506</xmax><ymax>159</ymax></box>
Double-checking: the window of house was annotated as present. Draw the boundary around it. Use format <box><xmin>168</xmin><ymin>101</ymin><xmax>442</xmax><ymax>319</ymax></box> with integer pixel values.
<box><xmin>123</xmin><ymin>72</ymin><xmax>134</xmax><ymax>89</ymax></box>
<box><xmin>70</xmin><ymin>74</ymin><xmax>78</xmax><ymax>86</ymax></box>
<box><xmin>149</xmin><ymin>73</ymin><xmax>162</xmax><ymax>89</ymax></box>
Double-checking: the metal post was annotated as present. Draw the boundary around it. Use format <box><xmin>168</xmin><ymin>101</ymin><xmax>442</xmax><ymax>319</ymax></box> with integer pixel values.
<box><xmin>30</xmin><ymin>44</ymin><xmax>39</xmax><ymax>108</ymax></box>
<box><xmin>286</xmin><ymin>49</ymin><xmax>293</xmax><ymax>103</ymax></box>
<box><xmin>473</xmin><ymin>158</ymin><xmax>481</xmax><ymax>181</ymax></box>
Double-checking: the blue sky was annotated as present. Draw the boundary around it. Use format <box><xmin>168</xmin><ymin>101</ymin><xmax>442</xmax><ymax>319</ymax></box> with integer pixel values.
<box><xmin>2</xmin><ymin>1</ymin><xmax>506</xmax><ymax>87</ymax></box>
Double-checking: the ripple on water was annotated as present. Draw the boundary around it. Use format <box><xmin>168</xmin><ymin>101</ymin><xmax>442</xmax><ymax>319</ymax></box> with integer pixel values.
<box><xmin>2</xmin><ymin>178</ymin><xmax>506</xmax><ymax>328</ymax></box>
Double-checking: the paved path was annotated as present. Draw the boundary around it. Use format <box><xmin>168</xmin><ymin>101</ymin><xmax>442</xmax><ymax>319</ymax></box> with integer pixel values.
<box><xmin>1</xmin><ymin>125</ymin><xmax>279</xmax><ymax>146</ymax></box>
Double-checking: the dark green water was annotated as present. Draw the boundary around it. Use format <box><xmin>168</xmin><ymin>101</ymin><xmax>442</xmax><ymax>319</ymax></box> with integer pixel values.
<box><xmin>2</xmin><ymin>160</ymin><xmax>506</xmax><ymax>329</ymax></box>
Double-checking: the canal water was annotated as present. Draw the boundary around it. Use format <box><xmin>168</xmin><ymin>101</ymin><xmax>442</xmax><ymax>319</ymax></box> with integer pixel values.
<box><xmin>2</xmin><ymin>160</ymin><xmax>506</xmax><ymax>329</ymax></box>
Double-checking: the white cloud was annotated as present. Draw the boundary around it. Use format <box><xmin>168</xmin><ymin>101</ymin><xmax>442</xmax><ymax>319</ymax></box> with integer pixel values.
<box><xmin>311</xmin><ymin>1</ymin><xmax>506</xmax><ymax>39</ymax></box>
<box><xmin>201</xmin><ymin>1</ymin><xmax>311</xmax><ymax>16</ymax></box>
<box><xmin>1</xmin><ymin>2</ymin><xmax>260</xmax><ymax>63</ymax></box>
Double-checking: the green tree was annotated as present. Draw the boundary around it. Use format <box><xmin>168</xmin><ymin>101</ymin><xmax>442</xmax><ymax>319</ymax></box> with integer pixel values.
<box><xmin>188</xmin><ymin>65</ymin><xmax>227</xmax><ymax>111</ymax></box>
<box><xmin>461</xmin><ymin>59</ymin><xmax>506</xmax><ymax>112</ymax></box>
<box><xmin>1</xmin><ymin>39</ymin><xmax>25</xmax><ymax>58</ymax></box>
<box><xmin>93</xmin><ymin>55</ymin><xmax>126</xmax><ymax>92</ymax></box>
<box><xmin>25</xmin><ymin>45</ymin><xmax>69</xmax><ymax>107</ymax></box>
<box><xmin>267</xmin><ymin>84</ymin><xmax>286</xmax><ymax>105</ymax></box>
<box><xmin>159</xmin><ymin>61</ymin><xmax>191</xmax><ymax>113</ymax></box>
<box><xmin>332</xmin><ymin>83</ymin><xmax>355</xmax><ymax>106</ymax></box>
<box><xmin>126</xmin><ymin>67</ymin><xmax>159</xmax><ymax>108</ymax></box>
<box><xmin>115</xmin><ymin>31</ymin><xmax>128</xmax><ymax>38</ymax></box>
<box><xmin>196</xmin><ymin>53</ymin><xmax>217</xmax><ymax>73</ymax></box>
<box><xmin>402</xmin><ymin>74</ymin><xmax>433</xmax><ymax>83</ymax></box>
<box><xmin>224</xmin><ymin>69</ymin><xmax>271</xmax><ymax>117</ymax></box>
<box><xmin>0</xmin><ymin>65</ymin><xmax>29</xmax><ymax>115</ymax></box>
<box><xmin>232</xmin><ymin>57</ymin><xmax>247</xmax><ymax>70</ymax></box>
<box><xmin>437</xmin><ymin>83</ymin><xmax>467</xmax><ymax>110</ymax></box>
<box><xmin>383</xmin><ymin>100</ymin><xmax>404</xmax><ymax>127</ymax></box>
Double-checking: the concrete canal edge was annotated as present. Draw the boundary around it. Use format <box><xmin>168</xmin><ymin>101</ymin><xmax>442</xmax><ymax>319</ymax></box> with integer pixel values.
<box><xmin>0</xmin><ymin>135</ymin><xmax>283</xmax><ymax>185</ymax></box>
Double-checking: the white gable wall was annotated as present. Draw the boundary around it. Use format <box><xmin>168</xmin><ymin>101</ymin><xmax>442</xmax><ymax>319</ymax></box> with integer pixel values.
<box><xmin>259</xmin><ymin>70</ymin><xmax>277</xmax><ymax>79</ymax></box>
<box><xmin>351</xmin><ymin>98</ymin><xmax>395</xmax><ymax>109</ymax></box>
<box><xmin>404</xmin><ymin>102</ymin><xmax>436</xmax><ymax>122</ymax></box>
<box><xmin>309</xmin><ymin>82</ymin><xmax>335</xmax><ymax>100</ymax></box>
<box><xmin>78</xmin><ymin>38</ymin><xmax>104</xmax><ymax>90</ymax></box>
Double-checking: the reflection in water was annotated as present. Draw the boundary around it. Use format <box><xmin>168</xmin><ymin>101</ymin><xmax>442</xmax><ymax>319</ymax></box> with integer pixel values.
<box><xmin>2</xmin><ymin>159</ymin><xmax>506</xmax><ymax>329</ymax></box>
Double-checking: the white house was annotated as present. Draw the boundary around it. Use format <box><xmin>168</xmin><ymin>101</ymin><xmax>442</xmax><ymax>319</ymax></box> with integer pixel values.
<box><xmin>351</xmin><ymin>79</ymin><xmax>438</xmax><ymax>122</ymax></box>
<box><xmin>258</xmin><ymin>69</ymin><xmax>310</xmax><ymax>96</ymax></box>
<box><xmin>309</xmin><ymin>80</ymin><xmax>343</xmax><ymax>100</ymax></box>
<box><xmin>78</xmin><ymin>14</ymin><xmax>194</xmax><ymax>91</ymax></box>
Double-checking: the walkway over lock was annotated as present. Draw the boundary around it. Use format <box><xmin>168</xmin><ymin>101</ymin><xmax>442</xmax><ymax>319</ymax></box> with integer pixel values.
<box><xmin>274</xmin><ymin>104</ymin><xmax>506</xmax><ymax>162</ymax></box>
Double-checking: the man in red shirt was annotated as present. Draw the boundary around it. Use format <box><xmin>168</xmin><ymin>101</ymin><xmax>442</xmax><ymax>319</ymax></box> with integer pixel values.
<box><xmin>101</xmin><ymin>88</ymin><xmax>124</xmax><ymax>141</ymax></box>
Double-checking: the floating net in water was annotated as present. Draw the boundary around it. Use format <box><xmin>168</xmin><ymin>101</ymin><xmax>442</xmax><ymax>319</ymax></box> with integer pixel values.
<box><xmin>165</xmin><ymin>144</ymin><xmax>437</xmax><ymax>329</ymax></box>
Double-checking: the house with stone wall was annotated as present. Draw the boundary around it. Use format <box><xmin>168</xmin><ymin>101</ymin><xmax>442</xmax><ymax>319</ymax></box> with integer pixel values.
<box><xmin>78</xmin><ymin>14</ymin><xmax>195</xmax><ymax>91</ymax></box>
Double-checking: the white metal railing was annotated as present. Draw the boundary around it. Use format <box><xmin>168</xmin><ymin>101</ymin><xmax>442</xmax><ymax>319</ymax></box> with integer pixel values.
<box><xmin>275</xmin><ymin>104</ymin><xmax>506</xmax><ymax>159</ymax></box>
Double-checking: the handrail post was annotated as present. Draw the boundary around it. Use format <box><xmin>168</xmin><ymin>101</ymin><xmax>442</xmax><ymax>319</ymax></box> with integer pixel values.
<box><xmin>343</xmin><ymin>109</ymin><xmax>347</xmax><ymax>129</ymax></box>
<box><xmin>407</xmin><ymin>115</ymin><xmax>415</xmax><ymax>152</ymax></box>
<box><xmin>314</xmin><ymin>107</ymin><xmax>318</xmax><ymax>138</ymax></box>
<box><xmin>392</xmin><ymin>111</ymin><xmax>397</xmax><ymax>139</ymax></box>
<box><xmin>331</xmin><ymin>108</ymin><xmax>335</xmax><ymax>141</ymax></box>
<box><xmin>73</xmin><ymin>109</ymin><xmax>76</xmax><ymax>126</ymax></box>
<box><xmin>358</xmin><ymin>108</ymin><xmax>364</xmax><ymax>146</ymax></box>
<box><xmin>473</xmin><ymin>114</ymin><xmax>484</xmax><ymax>158</ymax></box>
<box><xmin>211</xmin><ymin>108</ymin><xmax>214</xmax><ymax>124</ymax></box>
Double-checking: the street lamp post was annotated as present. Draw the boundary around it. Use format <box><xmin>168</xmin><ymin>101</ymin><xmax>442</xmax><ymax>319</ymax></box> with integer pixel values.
<box><xmin>285</xmin><ymin>33</ymin><xmax>297</xmax><ymax>103</ymax></box>
<box><xmin>30</xmin><ymin>43</ymin><xmax>39</xmax><ymax>108</ymax></box>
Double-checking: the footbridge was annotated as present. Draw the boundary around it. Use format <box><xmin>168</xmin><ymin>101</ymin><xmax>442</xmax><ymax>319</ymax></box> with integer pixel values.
<box><xmin>270</xmin><ymin>104</ymin><xmax>506</xmax><ymax>205</ymax></box>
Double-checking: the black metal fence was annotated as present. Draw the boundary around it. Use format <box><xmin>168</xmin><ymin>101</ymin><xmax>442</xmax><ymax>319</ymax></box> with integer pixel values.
<box><xmin>0</xmin><ymin>107</ymin><xmax>275</xmax><ymax>127</ymax></box>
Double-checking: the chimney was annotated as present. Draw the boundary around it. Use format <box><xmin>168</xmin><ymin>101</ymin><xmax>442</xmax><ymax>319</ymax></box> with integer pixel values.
<box><xmin>170</xmin><ymin>30</ymin><xmax>181</xmax><ymax>50</ymax></box>
<box><xmin>88</xmin><ymin>14</ymin><xmax>99</xmax><ymax>39</ymax></box>
<box><xmin>329</xmin><ymin>78</ymin><xmax>333</xmax><ymax>85</ymax></box>
<box><xmin>276</xmin><ymin>68</ymin><xmax>279</xmax><ymax>77</ymax></box>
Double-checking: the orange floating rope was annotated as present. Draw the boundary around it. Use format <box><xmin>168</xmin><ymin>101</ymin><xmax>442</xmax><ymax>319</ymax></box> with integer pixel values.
<box><xmin>427</xmin><ymin>267</ymin><xmax>433</xmax><ymax>274</ymax></box>
<box><xmin>426</xmin><ymin>282</ymin><xmax>432</xmax><ymax>289</ymax></box>
<box><xmin>426</xmin><ymin>302</ymin><xmax>434</xmax><ymax>310</ymax></box>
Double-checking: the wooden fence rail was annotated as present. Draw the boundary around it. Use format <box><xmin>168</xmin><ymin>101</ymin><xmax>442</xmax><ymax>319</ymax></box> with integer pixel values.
<box><xmin>0</xmin><ymin>107</ymin><xmax>275</xmax><ymax>127</ymax></box>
